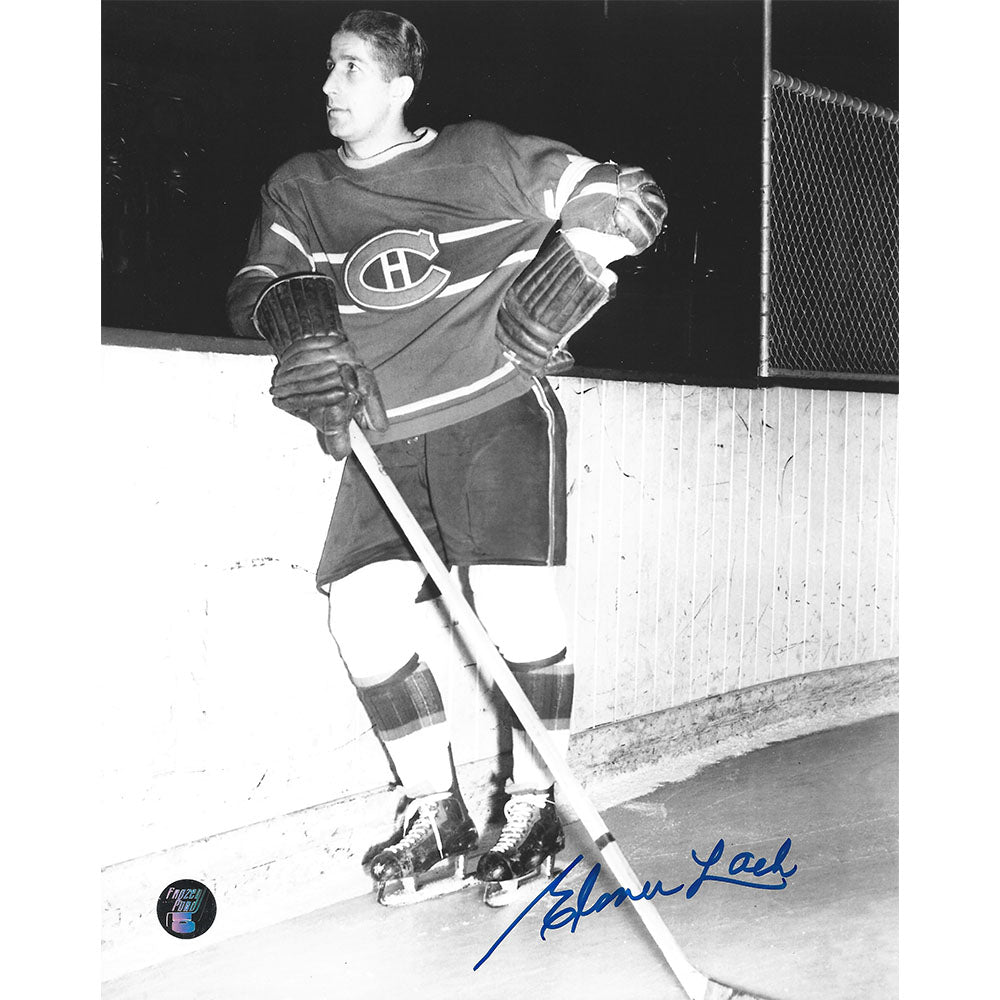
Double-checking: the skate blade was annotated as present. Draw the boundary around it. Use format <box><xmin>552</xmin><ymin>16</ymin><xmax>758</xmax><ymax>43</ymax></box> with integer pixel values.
<box><xmin>377</xmin><ymin>854</ymin><xmax>474</xmax><ymax>907</ymax></box>
<box><xmin>483</xmin><ymin>856</ymin><xmax>561</xmax><ymax>909</ymax></box>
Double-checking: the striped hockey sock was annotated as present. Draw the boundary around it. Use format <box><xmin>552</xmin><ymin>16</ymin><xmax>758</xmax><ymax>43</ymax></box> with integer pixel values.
<box><xmin>506</xmin><ymin>648</ymin><xmax>574</xmax><ymax>793</ymax></box>
<box><xmin>354</xmin><ymin>654</ymin><xmax>455</xmax><ymax>799</ymax></box>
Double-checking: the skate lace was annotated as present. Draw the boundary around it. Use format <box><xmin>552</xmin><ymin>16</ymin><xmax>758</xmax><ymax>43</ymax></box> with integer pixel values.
<box><xmin>493</xmin><ymin>797</ymin><xmax>542</xmax><ymax>852</ymax></box>
<box><xmin>398</xmin><ymin>795</ymin><xmax>446</xmax><ymax>856</ymax></box>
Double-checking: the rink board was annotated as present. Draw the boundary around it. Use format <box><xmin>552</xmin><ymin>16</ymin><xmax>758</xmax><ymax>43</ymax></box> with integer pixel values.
<box><xmin>99</xmin><ymin>330</ymin><xmax>898</xmax><ymax>979</ymax></box>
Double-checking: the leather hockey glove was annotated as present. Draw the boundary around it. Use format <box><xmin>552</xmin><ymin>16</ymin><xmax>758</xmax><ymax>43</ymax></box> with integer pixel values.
<box><xmin>560</xmin><ymin>164</ymin><xmax>668</xmax><ymax>258</ymax></box>
<box><xmin>611</xmin><ymin>166</ymin><xmax>669</xmax><ymax>255</ymax></box>
<box><xmin>497</xmin><ymin>232</ymin><xmax>617</xmax><ymax>376</ymax></box>
<box><xmin>252</xmin><ymin>274</ymin><xmax>388</xmax><ymax>459</ymax></box>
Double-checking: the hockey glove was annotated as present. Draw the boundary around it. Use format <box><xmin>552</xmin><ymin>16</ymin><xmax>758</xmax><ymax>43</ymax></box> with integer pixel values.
<box><xmin>497</xmin><ymin>232</ymin><xmax>616</xmax><ymax>377</ymax></box>
<box><xmin>253</xmin><ymin>274</ymin><xmax>388</xmax><ymax>459</ymax></box>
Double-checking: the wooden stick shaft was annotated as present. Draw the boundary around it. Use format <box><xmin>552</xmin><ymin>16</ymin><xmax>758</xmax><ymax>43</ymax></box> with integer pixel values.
<box><xmin>349</xmin><ymin>424</ymin><xmax>711</xmax><ymax>1000</ymax></box>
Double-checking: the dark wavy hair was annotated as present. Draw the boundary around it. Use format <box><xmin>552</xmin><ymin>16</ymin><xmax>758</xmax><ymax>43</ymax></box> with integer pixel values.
<box><xmin>336</xmin><ymin>9</ymin><xmax>428</xmax><ymax>107</ymax></box>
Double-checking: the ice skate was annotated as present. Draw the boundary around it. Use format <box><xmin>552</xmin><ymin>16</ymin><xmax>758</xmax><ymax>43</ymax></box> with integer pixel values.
<box><xmin>370</xmin><ymin>790</ymin><xmax>478</xmax><ymax>906</ymax></box>
<box><xmin>476</xmin><ymin>792</ymin><xmax>564</xmax><ymax>907</ymax></box>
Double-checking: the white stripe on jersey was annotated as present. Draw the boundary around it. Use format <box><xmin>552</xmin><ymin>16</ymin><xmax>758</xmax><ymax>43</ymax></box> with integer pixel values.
<box><xmin>320</xmin><ymin>221</ymin><xmax>523</xmax><ymax>260</ymax></box>
<box><xmin>529</xmin><ymin>379</ymin><xmax>559</xmax><ymax>563</ymax></box>
<box><xmin>547</xmin><ymin>154</ymin><xmax>602</xmax><ymax>220</ymax></box>
<box><xmin>270</xmin><ymin>223</ymin><xmax>316</xmax><ymax>270</ymax></box>
<box><xmin>335</xmin><ymin>248</ymin><xmax>538</xmax><ymax>311</ymax></box>
<box><xmin>311</xmin><ymin>251</ymin><xmax>348</xmax><ymax>265</ymax></box>
<box><xmin>438</xmin><ymin>274</ymin><xmax>490</xmax><ymax>297</ymax></box>
<box><xmin>565</xmin><ymin>181</ymin><xmax>618</xmax><ymax>202</ymax></box>
<box><xmin>498</xmin><ymin>249</ymin><xmax>539</xmax><ymax>268</ymax></box>
<box><xmin>385</xmin><ymin>363</ymin><xmax>517</xmax><ymax>419</ymax></box>
<box><xmin>437</xmin><ymin>248</ymin><xmax>539</xmax><ymax>298</ymax></box>
<box><xmin>438</xmin><ymin>219</ymin><xmax>523</xmax><ymax>243</ymax></box>
<box><xmin>235</xmin><ymin>265</ymin><xmax>279</xmax><ymax>279</ymax></box>
<box><xmin>312</xmin><ymin>219</ymin><xmax>524</xmax><ymax>274</ymax></box>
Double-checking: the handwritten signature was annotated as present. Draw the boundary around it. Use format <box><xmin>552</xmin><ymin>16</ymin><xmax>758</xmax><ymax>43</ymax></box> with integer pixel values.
<box><xmin>473</xmin><ymin>837</ymin><xmax>797</xmax><ymax>971</ymax></box>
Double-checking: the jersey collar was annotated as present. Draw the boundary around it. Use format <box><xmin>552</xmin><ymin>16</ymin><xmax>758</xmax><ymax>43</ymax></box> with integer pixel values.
<box><xmin>337</xmin><ymin>127</ymin><xmax>438</xmax><ymax>170</ymax></box>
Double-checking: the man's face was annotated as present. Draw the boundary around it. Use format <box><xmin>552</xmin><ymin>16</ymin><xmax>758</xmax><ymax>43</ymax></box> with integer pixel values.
<box><xmin>323</xmin><ymin>32</ymin><xmax>400</xmax><ymax>145</ymax></box>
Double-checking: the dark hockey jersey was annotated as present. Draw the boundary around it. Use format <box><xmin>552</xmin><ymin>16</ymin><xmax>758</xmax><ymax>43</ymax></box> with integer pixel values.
<box><xmin>227</xmin><ymin>120</ymin><xmax>603</xmax><ymax>443</ymax></box>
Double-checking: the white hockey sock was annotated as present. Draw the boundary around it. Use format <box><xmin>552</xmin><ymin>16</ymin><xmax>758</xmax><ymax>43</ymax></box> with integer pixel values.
<box><xmin>510</xmin><ymin>725</ymin><xmax>570</xmax><ymax>794</ymax></box>
<box><xmin>387</xmin><ymin>725</ymin><xmax>456</xmax><ymax>800</ymax></box>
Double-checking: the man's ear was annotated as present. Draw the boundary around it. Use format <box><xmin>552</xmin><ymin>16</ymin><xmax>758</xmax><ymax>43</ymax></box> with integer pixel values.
<box><xmin>390</xmin><ymin>75</ymin><xmax>415</xmax><ymax>107</ymax></box>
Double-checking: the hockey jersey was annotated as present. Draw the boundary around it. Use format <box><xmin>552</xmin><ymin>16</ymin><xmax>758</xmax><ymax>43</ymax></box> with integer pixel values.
<box><xmin>227</xmin><ymin>120</ymin><xmax>603</xmax><ymax>443</ymax></box>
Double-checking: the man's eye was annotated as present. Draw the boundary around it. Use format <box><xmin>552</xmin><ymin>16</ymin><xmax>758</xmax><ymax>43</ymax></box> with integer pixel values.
<box><xmin>325</xmin><ymin>58</ymin><xmax>334</xmax><ymax>72</ymax></box>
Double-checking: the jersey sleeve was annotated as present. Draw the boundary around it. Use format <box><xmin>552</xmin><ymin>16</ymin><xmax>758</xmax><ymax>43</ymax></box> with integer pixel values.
<box><xmin>225</xmin><ymin>178</ymin><xmax>318</xmax><ymax>340</ymax></box>
<box><xmin>482</xmin><ymin>123</ymin><xmax>646</xmax><ymax>267</ymax></box>
<box><xmin>482</xmin><ymin>122</ymin><xmax>603</xmax><ymax>225</ymax></box>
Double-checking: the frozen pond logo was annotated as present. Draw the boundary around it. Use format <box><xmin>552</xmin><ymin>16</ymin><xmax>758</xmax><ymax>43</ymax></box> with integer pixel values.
<box><xmin>156</xmin><ymin>879</ymin><xmax>217</xmax><ymax>939</ymax></box>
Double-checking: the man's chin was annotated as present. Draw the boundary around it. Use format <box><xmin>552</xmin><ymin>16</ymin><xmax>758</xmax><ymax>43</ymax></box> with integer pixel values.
<box><xmin>328</xmin><ymin>126</ymin><xmax>355</xmax><ymax>144</ymax></box>
<box><xmin>326</xmin><ymin>112</ymin><xmax>350</xmax><ymax>137</ymax></box>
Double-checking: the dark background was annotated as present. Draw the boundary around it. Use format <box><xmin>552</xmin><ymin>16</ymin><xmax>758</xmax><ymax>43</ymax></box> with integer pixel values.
<box><xmin>102</xmin><ymin>0</ymin><xmax>898</xmax><ymax>383</ymax></box>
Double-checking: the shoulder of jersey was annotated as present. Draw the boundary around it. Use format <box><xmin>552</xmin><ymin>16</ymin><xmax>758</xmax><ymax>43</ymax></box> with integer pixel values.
<box><xmin>437</xmin><ymin>119</ymin><xmax>518</xmax><ymax>157</ymax></box>
<box><xmin>266</xmin><ymin>149</ymin><xmax>342</xmax><ymax>188</ymax></box>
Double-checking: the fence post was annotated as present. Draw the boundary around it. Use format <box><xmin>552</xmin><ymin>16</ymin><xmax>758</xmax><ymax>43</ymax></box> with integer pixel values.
<box><xmin>758</xmin><ymin>0</ymin><xmax>773</xmax><ymax>378</ymax></box>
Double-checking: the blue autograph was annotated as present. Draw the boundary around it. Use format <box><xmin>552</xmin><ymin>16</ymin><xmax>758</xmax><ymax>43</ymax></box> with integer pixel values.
<box><xmin>473</xmin><ymin>837</ymin><xmax>797</xmax><ymax>971</ymax></box>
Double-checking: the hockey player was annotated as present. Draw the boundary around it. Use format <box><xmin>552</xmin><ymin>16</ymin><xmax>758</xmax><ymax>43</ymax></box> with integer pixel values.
<box><xmin>226</xmin><ymin>8</ymin><xmax>667</xmax><ymax>905</ymax></box>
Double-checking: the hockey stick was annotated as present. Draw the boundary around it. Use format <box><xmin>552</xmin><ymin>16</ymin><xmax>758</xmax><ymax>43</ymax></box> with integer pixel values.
<box><xmin>348</xmin><ymin>422</ymin><xmax>775</xmax><ymax>1000</ymax></box>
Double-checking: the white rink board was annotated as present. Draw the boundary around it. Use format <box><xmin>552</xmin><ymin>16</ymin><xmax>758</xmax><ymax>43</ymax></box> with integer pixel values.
<box><xmin>559</xmin><ymin>380</ymin><xmax>899</xmax><ymax>732</ymax></box>
<box><xmin>100</xmin><ymin>338</ymin><xmax>898</xmax><ymax>869</ymax></box>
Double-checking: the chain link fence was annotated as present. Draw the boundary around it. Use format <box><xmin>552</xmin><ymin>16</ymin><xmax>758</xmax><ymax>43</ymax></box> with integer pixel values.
<box><xmin>761</xmin><ymin>71</ymin><xmax>899</xmax><ymax>380</ymax></box>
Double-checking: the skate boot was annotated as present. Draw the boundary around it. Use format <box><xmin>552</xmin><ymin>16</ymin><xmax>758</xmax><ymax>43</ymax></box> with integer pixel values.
<box><xmin>476</xmin><ymin>791</ymin><xmax>564</xmax><ymax>907</ymax></box>
<box><xmin>370</xmin><ymin>790</ymin><xmax>478</xmax><ymax>906</ymax></box>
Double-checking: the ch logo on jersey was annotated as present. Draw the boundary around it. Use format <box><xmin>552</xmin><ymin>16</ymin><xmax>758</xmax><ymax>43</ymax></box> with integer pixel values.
<box><xmin>344</xmin><ymin>229</ymin><xmax>451</xmax><ymax>311</ymax></box>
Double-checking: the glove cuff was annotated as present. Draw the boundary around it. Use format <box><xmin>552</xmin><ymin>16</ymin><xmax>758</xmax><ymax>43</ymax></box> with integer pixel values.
<box><xmin>252</xmin><ymin>273</ymin><xmax>346</xmax><ymax>355</ymax></box>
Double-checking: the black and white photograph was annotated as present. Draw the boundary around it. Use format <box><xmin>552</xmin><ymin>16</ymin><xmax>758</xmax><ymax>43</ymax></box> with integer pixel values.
<box><xmin>96</xmin><ymin>2</ymin><xmax>903</xmax><ymax>997</ymax></box>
